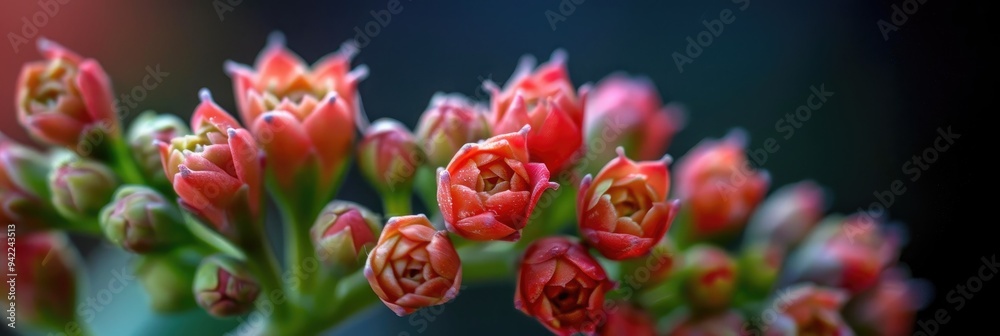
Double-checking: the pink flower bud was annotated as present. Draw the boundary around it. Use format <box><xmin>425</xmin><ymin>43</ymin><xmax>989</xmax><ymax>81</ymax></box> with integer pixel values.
<box><xmin>158</xmin><ymin>90</ymin><xmax>262</xmax><ymax>237</ymax></box>
<box><xmin>438</xmin><ymin>127</ymin><xmax>558</xmax><ymax>241</ymax></box>
<box><xmin>514</xmin><ymin>237</ymin><xmax>614</xmax><ymax>336</ymax></box>
<box><xmin>585</xmin><ymin>74</ymin><xmax>684</xmax><ymax>166</ymax></box>
<box><xmin>488</xmin><ymin>51</ymin><xmax>587</xmax><ymax>174</ymax></box>
<box><xmin>365</xmin><ymin>215</ymin><xmax>462</xmax><ymax>316</ymax></box>
<box><xmin>681</xmin><ymin>245</ymin><xmax>737</xmax><ymax>314</ymax></box>
<box><xmin>414</xmin><ymin>93</ymin><xmax>490</xmax><ymax>169</ymax></box>
<box><xmin>746</xmin><ymin>181</ymin><xmax>826</xmax><ymax>248</ymax></box>
<box><xmin>310</xmin><ymin>201</ymin><xmax>381</xmax><ymax>268</ymax></box>
<box><xmin>16</xmin><ymin>39</ymin><xmax>119</xmax><ymax>153</ymax></box>
<box><xmin>599</xmin><ymin>304</ymin><xmax>658</xmax><ymax>336</ymax></box>
<box><xmin>578</xmin><ymin>147</ymin><xmax>679</xmax><ymax>260</ymax></box>
<box><xmin>675</xmin><ymin>130</ymin><xmax>770</xmax><ymax>240</ymax></box>
<box><xmin>194</xmin><ymin>255</ymin><xmax>261</xmax><ymax>317</ymax></box>
<box><xmin>357</xmin><ymin>119</ymin><xmax>423</xmax><ymax>194</ymax></box>
<box><xmin>229</xmin><ymin>34</ymin><xmax>362</xmax><ymax>203</ymax></box>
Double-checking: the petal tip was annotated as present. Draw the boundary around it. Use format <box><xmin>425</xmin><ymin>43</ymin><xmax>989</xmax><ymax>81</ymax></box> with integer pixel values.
<box><xmin>518</xmin><ymin>124</ymin><xmax>531</xmax><ymax>136</ymax></box>
<box><xmin>615</xmin><ymin>146</ymin><xmax>627</xmax><ymax>159</ymax></box>
<box><xmin>266</xmin><ymin>31</ymin><xmax>286</xmax><ymax>49</ymax></box>
<box><xmin>199</xmin><ymin>88</ymin><xmax>213</xmax><ymax>103</ymax></box>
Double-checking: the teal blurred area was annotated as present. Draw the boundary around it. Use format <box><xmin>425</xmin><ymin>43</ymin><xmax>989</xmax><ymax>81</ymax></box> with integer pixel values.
<box><xmin>0</xmin><ymin>0</ymin><xmax>983</xmax><ymax>335</ymax></box>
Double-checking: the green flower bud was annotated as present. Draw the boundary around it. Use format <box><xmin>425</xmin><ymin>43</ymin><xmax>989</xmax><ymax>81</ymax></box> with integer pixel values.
<box><xmin>0</xmin><ymin>135</ymin><xmax>60</xmax><ymax>231</ymax></box>
<box><xmin>100</xmin><ymin>185</ymin><xmax>187</xmax><ymax>253</ymax></box>
<box><xmin>738</xmin><ymin>243</ymin><xmax>784</xmax><ymax>300</ymax></box>
<box><xmin>681</xmin><ymin>245</ymin><xmax>737</xmax><ymax>315</ymax></box>
<box><xmin>127</xmin><ymin>111</ymin><xmax>190</xmax><ymax>186</ymax></box>
<box><xmin>49</xmin><ymin>156</ymin><xmax>120</xmax><ymax>220</ymax></box>
<box><xmin>136</xmin><ymin>251</ymin><xmax>199</xmax><ymax>313</ymax></box>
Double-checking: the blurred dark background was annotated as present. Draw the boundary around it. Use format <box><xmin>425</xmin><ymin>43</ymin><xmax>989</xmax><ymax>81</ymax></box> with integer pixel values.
<box><xmin>1</xmin><ymin>0</ymin><xmax>987</xmax><ymax>335</ymax></box>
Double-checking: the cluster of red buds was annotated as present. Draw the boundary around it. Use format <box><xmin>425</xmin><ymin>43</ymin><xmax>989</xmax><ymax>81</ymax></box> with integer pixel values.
<box><xmin>3</xmin><ymin>35</ymin><xmax>925</xmax><ymax>335</ymax></box>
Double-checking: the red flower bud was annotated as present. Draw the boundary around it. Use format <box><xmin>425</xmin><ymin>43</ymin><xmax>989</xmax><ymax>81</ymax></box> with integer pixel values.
<box><xmin>358</xmin><ymin>119</ymin><xmax>423</xmax><ymax>194</ymax></box>
<box><xmin>681</xmin><ymin>245</ymin><xmax>737</xmax><ymax>314</ymax></box>
<box><xmin>515</xmin><ymin>237</ymin><xmax>614</xmax><ymax>336</ymax></box>
<box><xmin>667</xmin><ymin>310</ymin><xmax>746</xmax><ymax>336</ymax></box>
<box><xmin>585</xmin><ymin>74</ymin><xmax>685</xmax><ymax>166</ymax></box>
<box><xmin>414</xmin><ymin>93</ymin><xmax>490</xmax><ymax>169</ymax></box>
<box><xmin>578</xmin><ymin>147</ymin><xmax>679</xmax><ymax>260</ymax></box>
<box><xmin>16</xmin><ymin>39</ymin><xmax>119</xmax><ymax>152</ymax></box>
<box><xmin>158</xmin><ymin>90</ymin><xmax>261</xmax><ymax>236</ymax></box>
<box><xmin>675</xmin><ymin>130</ymin><xmax>770</xmax><ymax>239</ymax></box>
<box><xmin>771</xmin><ymin>285</ymin><xmax>853</xmax><ymax>335</ymax></box>
<box><xmin>488</xmin><ymin>51</ymin><xmax>586</xmax><ymax>174</ymax></box>
<box><xmin>364</xmin><ymin>215</ymin><xmax>462</xmax><ymax>316</ymax></box>
<box><xmin>310</xmin><ymin>201</ymin><xmax>381</xmax><ymax>268</ymax></box>
<box><xmin>845</xmin><ymin>268</ymin><xmax>928</xmax><ymax>336</ymax></box>
<box><xmin>437</xmin><ymin>127</ymin><xmax>558</xmax><ymax>241</ymax></box>
<box><xmin>227</xmin><ymin>33</ymin><xmax>366</xmax><ymax>127</ymax></box>
<box><xmin>0</xmin><ymin>135</ymin><xmax>58</xmax><ymax>231</ymax></box>
<box><xmin>788</xmin><ymin>214</ymin><xmax>902</xmax><ymax>294</ymax></box>
<box><xmin>229</xmin><ymin>34</ymin><xmax>362</xmax><ymax>202</ymax></box>
<box><xmin>599</xmin><ymin>304</ymin><xmax>658</xmax><ymax>336</ymax></box>
<box><xmin>746</xmin><ymin>181</ymin><xmax>826</xmax><ymax>248</ymax></box>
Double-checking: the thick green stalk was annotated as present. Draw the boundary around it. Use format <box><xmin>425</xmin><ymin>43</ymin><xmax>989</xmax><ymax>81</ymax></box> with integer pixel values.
<box><xmin>381</xmin><ymin>189</ymin><xmax>413</xmax><ymax>218</ymax></box>
<box><xmin>105</xmin><ymin>136</ymin><xmax>146</xmax><ymax>186</ymax></box>
<box><xmin>281</xmin><ymin>208</ymin><xmax>318</xmax><ymax>300</ymax></box>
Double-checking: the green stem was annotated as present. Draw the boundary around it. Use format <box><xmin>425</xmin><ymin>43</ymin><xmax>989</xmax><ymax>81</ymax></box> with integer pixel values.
<box><xmin>319</xmin><ymin>271</ymin><xmax>379</xmax><ymax>328</ymax></box>
<box><xmin>414</xmin><ymin>166</ymin><xmax>441</xmax><ymax>220</ymax></box>
<box><xmin>106</xmin><ymin>136</ymin><xmax>146</xmax><ymax>185</ymax></box>
<box><xmin>281</xmin><ymin>208</ymin><xmax>316</xmax><ymax>302</ymax></box>
<box><xmin>516</xmin><ymin>186</ymin><xmax>575</xmax><ymax>248</ymax></box>
<box><xmin>458</xmin><ymin>242</ymin><xmax>519</xmax><ymax>282</ymax></box>
<box><xmin>243</xmin><ymin>233</ymin><xmax>287</xmax><ymax>321</ymax></box>
<box><xmin>270</xmin><ymin>241</ymin><xmax>523</xmax><ymax>334</ymax></box>
<box><xmin>64</xmin><ymin>217</ymin><xmax>103</xmax><ymax>236</ymax></box>
<box><xmin>381</xmin><ymin>190</ymin><xmax>413</xmax><ymax>218</ymax></box>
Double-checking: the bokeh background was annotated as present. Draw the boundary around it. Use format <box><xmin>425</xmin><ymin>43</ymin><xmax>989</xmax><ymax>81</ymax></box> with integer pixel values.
<box><xmin>1</xmin><ymin>0</ymin><xmax>986</xmax><ymax>335</ymax></box>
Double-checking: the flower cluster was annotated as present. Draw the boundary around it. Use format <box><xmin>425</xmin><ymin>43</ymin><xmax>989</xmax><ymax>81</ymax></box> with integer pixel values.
<box><xmin>3</xmin><ymin>36</ymin><xmax>925</xmax><ymax>336</ymax></box>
